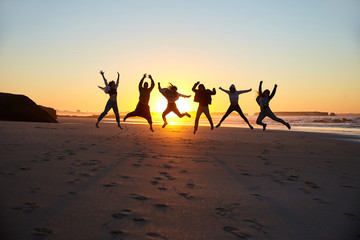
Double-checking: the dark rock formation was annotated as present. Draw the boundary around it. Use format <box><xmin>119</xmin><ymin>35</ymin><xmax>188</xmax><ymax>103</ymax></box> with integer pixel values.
<box><xmin>0</xmin><ymin>93</ymin><xmax>58</xmax><ymax>123</ymax></box>
<box><xmin>39</xmin><ymin>105</ymin><xmax>57</xmax><ymax>119</ymax></box>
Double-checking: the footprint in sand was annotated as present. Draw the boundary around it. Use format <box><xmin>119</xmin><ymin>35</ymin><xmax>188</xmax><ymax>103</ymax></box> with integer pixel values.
<box><xmin>186</xmin><ymin>182</ymin><xmax>196</xmax><ymax>189</ymax></box>
<box><xmin>178</xmin><ymin>192</ymin><xmax>194</xmax><ymax>200</ymax></box>
<box><xmin>270</xmin><ymin>171</ymin><xmax>299</xmax><ymax>184</ymax></box>
<box><xmin>238</xmin><ymin>168</ymin><xmax>253</xmax><ymax>176</ymax></box>
<box><xmin>73</xmin><ymin>160</ymin><xmax>100</xmax><ymax>166</ymax></box>
<box><xmin>132</xmin><ymin>152</ymin><xmax>149</xmax><ymax>159</ymax></box>
<box><xmin>162</xmin><ymin>164</ymin><xmax>173</xmax><ymax>169</ymax></box>
<box><xmin>286</xmin><ymin>175</ymin><xmax>299</xmax><ymax>181</ymax></box>
<box><xmin>340</xmin><ymin>184</ymin><xmax>358</xmax><ymax>189</ymax></box>
<box><xmin>151</xmin><ymin>177</ymin><xmax>165</xmax><ymax>185</ymax></box>
<box><xmin>103</xmin><ymin>182</ymin><xmax>118</xmax><ymax>187</ymax></box>
<box><xmin>33</xmin><ymin>227</ymin><xmax>52</xmax><ymax>236</ymax></box>
<box><xmin>243</xmin><ymin>218</ymin><xmax>267</xmax><ymax>234</ymax></box>
<box><xmin>151</xmin><ymin>179</ymin><xmax>160</xmax><ymax>185</ymax></box>
<box><xmin>158</xmin><ymin>187</ymin><xmax>167</xmax><ymax>191</ymax></box>
<box><xmin>146</xmin><ymin>232</ymin><xmax>168</xmax><ymax>240</ymax></box>
<box><xmin>90</xmin><ymin>166</ymin><xmax>106</xmax><ymax>172</ymax></box>
<box><xmin>18</xmin><ymin>165</ymin><xmax>31</xmax><ymax>171</ymax></box>
<box><xmin>252</xmin><ymin>193</ymin><xmax>265</xmax><ymax>201</ymax></box>
<box><xmin>110</xmin><ymin>230</ymin><xmax>127</xmax><ymax>236</ymax></box>
<box><xmin>78</xmin><ymin>172</ymin><xmax>95</xmax><ymax>177</ymax></box>
<box><xmin>179</xmin><ymin>169</ymin><xmax>189</xmax><ymax>174</ymax></box>
<box><xmin>154</xmin><ymin>203</ymin><xmax>169</xmax><ymax>210</ymax></box>
<box><xmin>131</xmin><ymin>194</ymin><xmax>149</xmax><ymax>201</ymax></box>
<box><xmin>118</xmin><ymin>175</ymin><xmax>134</xmax><ymax>181</ymax></box>
<box><xmin>215</xmin><ymin>203</ymin><xmax>241</xmax><ymax>219</ymax></box>
<box><xmin>304</xmin><ymin>180</ymin><xmax>320</xmax><ymax>189</ymax></box>
<box><xmin>215</xmin><ymin>207</ymin><xmax>232</xmax><ymax>218</ymax></box>
<box><xmin>112</xmin><ymin>209</ymin><xmax>132</xmax><ymax>219</ymax></box>
<box><xmin>159</xmin><ymin>172</ymin><xmax>175</xmax><ymax>180</ymax></box>
<box><xmin>67</xmin><ymin>178</ymin><xmax>83</xmax><ymax>185</ymax></box>
<box><xmin>12</xmin><ymin>202</ymin><xmax>39</xmax><ymax>212</ymax></box>
<box><xmin>223</xmin><ymin>226</ymin><xmax>251</xmax><ymax>239</ymax></box>
<box><xmin>133</xmin><ymin>217</ymin><xmax>148</xmax><ymax>223</ymax></box>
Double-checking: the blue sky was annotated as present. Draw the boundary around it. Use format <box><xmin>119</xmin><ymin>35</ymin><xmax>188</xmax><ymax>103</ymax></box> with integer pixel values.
<box><xmin>0</xmin><ymin>0</ymin><xmax>359</xmax><ymax>113</ymax></box>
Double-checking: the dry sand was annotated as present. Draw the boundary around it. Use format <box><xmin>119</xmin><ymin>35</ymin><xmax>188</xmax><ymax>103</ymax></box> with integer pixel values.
<box><xmin>0</xmin><ymin>117</ymin><xmax>359</xmax><ymax>240</ymax></box>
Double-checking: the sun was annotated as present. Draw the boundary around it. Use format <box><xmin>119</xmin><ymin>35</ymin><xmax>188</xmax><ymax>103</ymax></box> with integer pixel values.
<box><xmin>152</xmin><ymin>95</ymin><xmax>194</xmax><ymax>119</ymax></box>
<box><xmin>175</xmin><ymin>97</ymin><xmax>192</xmax><ymax>113</ymax></box>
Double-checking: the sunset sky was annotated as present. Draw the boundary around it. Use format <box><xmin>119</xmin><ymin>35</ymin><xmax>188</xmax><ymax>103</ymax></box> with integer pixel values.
<box><xmin>0</xmin><ymin>0</ymin><xmax>359</xmax><ymax>115</ymax></box>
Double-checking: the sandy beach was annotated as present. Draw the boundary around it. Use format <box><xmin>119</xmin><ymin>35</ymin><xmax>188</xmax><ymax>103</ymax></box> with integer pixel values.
<box><xmin>0</xmin><ymin>117</ymin><xmax>359</xmax><ymax>240</ymax></box>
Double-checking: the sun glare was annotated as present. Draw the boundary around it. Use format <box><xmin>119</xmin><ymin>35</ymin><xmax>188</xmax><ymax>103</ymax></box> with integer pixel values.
<box><xmin>153</xmin><ymin>96</ymin><xmax>194</xmax><ymax>119</ymax></box>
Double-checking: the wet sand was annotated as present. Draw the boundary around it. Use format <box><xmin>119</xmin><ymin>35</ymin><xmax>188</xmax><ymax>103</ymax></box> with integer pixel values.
<box><xmin>0</xmin><ymin>117</ymin><xmax>359</xmax><ymax>240</ymax></box>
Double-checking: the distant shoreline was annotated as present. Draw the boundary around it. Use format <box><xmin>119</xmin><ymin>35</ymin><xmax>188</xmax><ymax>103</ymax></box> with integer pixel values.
<box><xmin>57</xmin><ymin>111</ymin><xmax>360</xmax><ymax>118</ymax></box>
<box><xmin>55</xmin><ymin>116</ymin><xmax>360</xmax><ymax>137</ymax></box>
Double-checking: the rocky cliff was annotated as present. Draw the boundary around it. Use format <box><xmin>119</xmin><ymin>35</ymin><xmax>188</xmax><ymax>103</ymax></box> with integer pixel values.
<box><xmin>0</xmin><ymin>93</ymin><xmax>57</xmax><ymax>123</ymax></box>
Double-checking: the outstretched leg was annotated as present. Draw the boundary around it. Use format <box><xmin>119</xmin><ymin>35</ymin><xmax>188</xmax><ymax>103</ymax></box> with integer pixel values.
<box><xmin>256</xmin><ymin>112</ymin><xmax>267</xmax><ymax>131</ymax></box>
<box><xmin>96</xmin><ymin>100</ymin><xmax>112</xmax><ymax>128</ymax></box>
<box><xmin>267</xmin><ymin>109</ymin><xmax>291</xmax><ymax>129</ymax></box>
<box><xmin>173</xmin><ymin>106</ymin><xmax>191</xmax><ymax>118</ymax></box>
<box><xmin>145</xmin><ymin>115</ymin><xmax>154</xmax><ymax>132</ymax></box>
<box><xmin>112</xmin><ymin>102</ymin><xmax>122</xmax><ymax>129</ymax></box>
<box><xmin>124</xmin><ymin>110</ymin><xmax>137</xmax><ymax>122</ymax></box>
<box><xmin>234</xmin><ymin>105</ymin><xmax>253</xmax><ymax>129</ymax></box>
<box><xmin>216</xmin><ymin>105</ymin><xmax>234</xmax><ymax>128</ymax></box>
<box><xmin>143</xmin><ymin>106</ymin><xmax>154</xmax><ymax>132</ymax></box>
<box><xmin>194</xmin><ymin>106</ymin><xmax>204</xmax><ymax>134</ymax></box>
<box><xmin>162</xmin><ymin>107</ymin><xmax>172</xmax><ymax>128</ymax></box>
<box><xmin>203</xmin><ymin>106</ymin><xmax>214</xmax><ymax>130</ymax></box>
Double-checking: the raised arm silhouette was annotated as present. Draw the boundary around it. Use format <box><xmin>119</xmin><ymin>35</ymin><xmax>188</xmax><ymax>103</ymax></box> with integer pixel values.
<box><xmin>158</xmin><ymin>82</ymin><xmax>191</xmax><ymax>128</ymax></box>
<box><xmin>216</xmin><ymin>84</ymin><xmax>253</xmax><ymax>129</ymax></box>
<box><xmin>96</xmin><ymin>71</ymin><xmax>122</xmax><ymax>129</ymax></box>
<box><xmin>124</xmin><ymin>74</ymin><xmax>155</xmax><ymax>132</ymax></box>
<box><xmin>256</xmin><ymin>80</ymin><xmax>291</xmax><ymax>130</ymax></box>
<box><xmin>192</xmin><ymin>81</ymin><xmax>216</xmax><ymax>134</ymax></box>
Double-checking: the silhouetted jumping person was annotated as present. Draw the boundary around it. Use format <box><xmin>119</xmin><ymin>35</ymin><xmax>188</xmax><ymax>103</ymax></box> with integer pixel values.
<box><xmin>192</xmin><ymin>81</ymin><xmax>216</xmax><ymax>134</ymax></box>
<box><xmin>96</xmin><ymin>71</ymin><xmax>122</xmax><ymax>129</ymax></box>
<box><xmin>158</xmin><ymin>82</ymin><xmax>191</xmax><ymax>128</ymax></box>
<box><xmin>256</xmin><ymin>80</ymin><xmax>291</xmax><ymax>131</ymax></box>
<box><xmin>216</xmin><ymin>84</ymin><xmax>253</xmax><ymax>129</ymax></box>
<box><xmin>124</xmin><ymin>74</ymin><xmax>155</xmax><ymax>132</ymax></box>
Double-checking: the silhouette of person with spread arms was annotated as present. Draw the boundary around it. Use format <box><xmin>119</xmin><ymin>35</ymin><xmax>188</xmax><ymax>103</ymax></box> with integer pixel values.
<box><xmin>256</xmin><ymin>80</ymin><xmax>291</xmax><ymax>130</ymax></box>
<box><xmin>192</xmin><ymin>81</ymin><xmax>216</xmax><ymax>134</ymax></box>
<box><xmin>124</xmin><ymin>73</ymin><xmax>155</xmax><ymax>132</ymax></box>
<box><xmin>96</xmin><ymin>71</ymin><xmax>122</xmax><ymax>129</ymax></box>
<box><xmin>216</xmin><ymin>84</ymin><xmax>253</xmax><ymax>129</ymax></box>
<box><xmin>158</xmin><ymin>82</ymin><xmax>191</xmax><ymax>128</ymax></box>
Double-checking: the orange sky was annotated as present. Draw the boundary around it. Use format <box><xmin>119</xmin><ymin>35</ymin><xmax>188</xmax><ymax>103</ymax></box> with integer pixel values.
<box><xmin>0</xmin><ymin>1</ymin><xmax>359</xmax><ymax>114</ymax></box>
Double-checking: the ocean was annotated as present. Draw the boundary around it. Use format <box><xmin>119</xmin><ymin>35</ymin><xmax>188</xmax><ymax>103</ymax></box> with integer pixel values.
<box><xmin>103</xmin><ymin>114</ymin><xmax>360</xmax><ymax>136</ymax></box>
